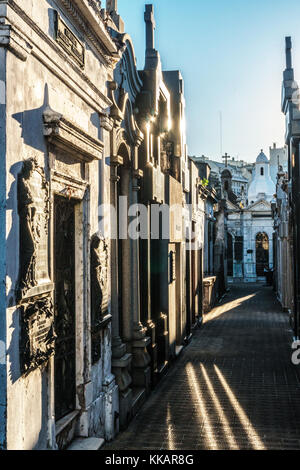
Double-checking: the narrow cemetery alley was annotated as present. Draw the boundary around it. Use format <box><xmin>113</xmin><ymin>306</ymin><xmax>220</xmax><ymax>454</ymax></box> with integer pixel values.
<box><xmin>105</xmin><ymin>284</ymin><xmax>300</xmax><ymax>450</ymax></box>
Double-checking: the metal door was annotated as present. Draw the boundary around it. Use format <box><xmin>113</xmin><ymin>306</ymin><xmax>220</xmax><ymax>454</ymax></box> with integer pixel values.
<box><xmin>256</xmin><ymin>232</ymin><xmax>269</xmax><ymax>277</ymax></box>
<box><xmin>54</xmin><ymin>195</ymin><xmax>76</xmax><ymax>421</ymax></box>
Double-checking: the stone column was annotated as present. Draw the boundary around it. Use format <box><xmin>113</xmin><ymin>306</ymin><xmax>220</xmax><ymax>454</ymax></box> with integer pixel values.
<box><xmin>120</xmin><ymin>169</ymin><xmax>132</xmax><ymax>344</ymax></box>
<box><xmin>110</xmin><ymin>157</ymin><xmax>133</xmax><ymax>429</ymax></box>
<box><xmin>145</xmin><ymin>204</ymin><xmax>158</xmax><ymax>383</ymax></box>
<box><xmin>131</xmin><ymin>172</ymin><xmax>151</xmax><ymax>395</ymax></box>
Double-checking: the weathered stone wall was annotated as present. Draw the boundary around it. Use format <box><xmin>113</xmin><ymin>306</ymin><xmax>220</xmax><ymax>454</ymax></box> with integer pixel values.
<box><xmin>2</xmin><ymin>0</ymin><xmax>117</xmax><ymax>450</ymax></box>
<box><xmin>0</xmin><ymin>43</ymin><xmax>7</xmax><ymax>450</ymax></box>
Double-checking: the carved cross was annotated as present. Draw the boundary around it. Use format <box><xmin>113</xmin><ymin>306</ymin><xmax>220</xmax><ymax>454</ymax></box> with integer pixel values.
<box><xmin>145</xmin><ymin>4</ymin><xmax>155</xmax><ymax>50</ymax></box>
<box><xmin>222</xmin><ymin>152</ymin><xmax>230</xmax><ymax>167</ymax></box>
<box><xmin>286</xmin><ymin>36</ymin><xmax>292</xmax><ymax>70</ymax></box>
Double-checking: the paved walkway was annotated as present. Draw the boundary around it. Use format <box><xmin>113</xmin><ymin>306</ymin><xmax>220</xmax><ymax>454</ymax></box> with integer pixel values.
<box><xmin>105</xmin><ymin>284</ymin><xmax>300</xmax><ymax>450</ymax></box>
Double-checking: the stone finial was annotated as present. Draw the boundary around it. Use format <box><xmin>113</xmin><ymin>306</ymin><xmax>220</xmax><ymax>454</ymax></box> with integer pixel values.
<box><xmin>145</xmin><ymin>4</ymin><xmax>155</xmax><ymax>50</ymax></box>
<box><xmin>282</xmin><ymin>36</ymin><xmax>296</xmax><ymax>112</ymax></box>
<box><xmin>106</xmin><ymin>0</ymin><xmax>117</xmax><ymax>13</ymax></box>
<box><xmin>43</xmin><ymin>84</ymin><xmax>62</xmax><ymax>125</ymax></box>
<box><xmin>286</xmin><ymin>36</ymin><xmax>292</xmax><ymax>69</ymax></box>
<box><xmin>106</xmin><ymin>0</ymin><xmax>124</xmax><ymax>32</ymax></box>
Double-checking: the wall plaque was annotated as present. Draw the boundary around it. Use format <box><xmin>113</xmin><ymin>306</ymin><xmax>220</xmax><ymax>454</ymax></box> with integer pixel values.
<box><xmin>20</xmin><ymin>296</ymin><xmax>56</xmax><ymax>374</ymax></box>
<box><xmin>55</xmin><ymin>13</ymin><xmax>85</xmax><ymax>68</ymax></box>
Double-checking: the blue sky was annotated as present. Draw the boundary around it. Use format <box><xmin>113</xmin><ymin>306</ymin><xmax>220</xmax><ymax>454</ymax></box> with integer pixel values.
<box><xmin>118</xmin><ymin>0</ymin><xmax>300</xmax><ymax>163</ymax></box>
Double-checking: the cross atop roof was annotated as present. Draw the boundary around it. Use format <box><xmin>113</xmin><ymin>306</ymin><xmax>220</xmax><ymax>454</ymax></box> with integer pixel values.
<box><xmin>286</xmin><ymin>36</ymin><xmax>292</xmax><ymax>70</ymax></box>
<box><xmin>222</xmin><ymin>153</ymin><xmax>230</xmax><ymax>167</ymax></box>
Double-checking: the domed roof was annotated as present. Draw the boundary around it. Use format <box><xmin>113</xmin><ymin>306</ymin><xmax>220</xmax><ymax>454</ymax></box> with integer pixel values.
<box><xmin>248</xmin><ymin>178</ymin><xmax>275</xmax><ymax>203</ymax></box>
<box><xmin>256</xmin><ymin>150</ymin><xmax>269</xmax><ymax>164</ymax></box>
<box><xmin>248</xmin><ymin>151</ymin><xmax>275</xmax><ymax>203</ymax></box>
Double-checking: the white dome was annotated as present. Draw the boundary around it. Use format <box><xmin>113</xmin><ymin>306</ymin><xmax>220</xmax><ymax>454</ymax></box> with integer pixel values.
<box><xmin>248</xmin><ymin>151</ymin><xmax>275</xmax><ymax>203</ymax></box>
<box><xmin>248</xmin><ymin>178</ymin><xmax>275</xmax><ymax>203</ymax></box>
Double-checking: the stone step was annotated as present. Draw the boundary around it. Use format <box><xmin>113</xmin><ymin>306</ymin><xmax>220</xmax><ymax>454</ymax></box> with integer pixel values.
<box><xmin>67</xmin><ymin>437</ymin><xmax>105</xmax><ymax>451</ymax></box>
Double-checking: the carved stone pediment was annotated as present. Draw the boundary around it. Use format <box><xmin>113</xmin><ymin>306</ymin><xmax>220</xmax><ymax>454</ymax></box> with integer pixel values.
<box><xmin>226</xmin><ymin>199</ymin><xmax>240</xmax><ymax>211</ymax></box>
<box><xmin>18</xmin><ymin>158</ymin><xmax>52</xmax><ymax>302</ymax></box>
<box><xmin>43</xmin><ymin>106</ymin><xmax>104</xmax><ymax>162</ymax></box>
<box><xmin>248</xmin><ymin>199</ymin><xmax>271</xmax><ymax>211</ymax></box>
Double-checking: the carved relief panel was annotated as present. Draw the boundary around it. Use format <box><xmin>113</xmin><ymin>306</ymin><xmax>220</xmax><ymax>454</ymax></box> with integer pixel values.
<box><xmin>18</xmin><ymin>158</ymin><xmax>52</xmax><ymax>300</ymax></box>
<box><xmin>90</xmin><ymin>233</ymin><xmax>109</xmax><ymax>363</ymax></box>
<box><xmin>20</xmin><ymin>295</ymin><xmax>56</xmax><ymax>374</ymax></box>
<box><xmin>18</xmin><ymin>158</ymin><xmax>55</xmax><ymax>374</ymax></box>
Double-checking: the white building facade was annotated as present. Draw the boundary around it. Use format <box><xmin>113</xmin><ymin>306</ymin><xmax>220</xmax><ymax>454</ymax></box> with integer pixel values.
<box><xmin>226</xmin><ymin>151</ymin><xmax>278</xmax><ymax>283</ymax></box>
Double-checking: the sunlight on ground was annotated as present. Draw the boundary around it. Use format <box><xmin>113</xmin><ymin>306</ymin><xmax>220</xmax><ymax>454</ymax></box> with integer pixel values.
<box><xmin>214</xmin><ymin>365</ymin><xmax>265</xmax><ymax>450</ymax></box>
<box><xmin>205</xmin><ymin>293</ymin><xmax>259</xmax><ymax>323</ymax></box>
<box><xmin>200</xmin><ymin>364</ymin><xmax>239</xmax><ymax>450</ymax></box>
<box><xmin>186</xmin><ymin>363</ymin><xmax>219</xmax><ymax>450</ymax></box>
<box><xmin>185</xmin><ymin>362</ymin><xmax>265</xmax><ymax>450</ymax></box>
<box><xmin>167</xmin><ymin>404</ymin><xmax>175</xmax><ymax>450</ymax></box>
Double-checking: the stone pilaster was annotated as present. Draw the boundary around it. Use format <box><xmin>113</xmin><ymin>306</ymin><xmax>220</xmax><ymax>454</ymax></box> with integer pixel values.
<box><xmin>131</xmin><ymin>175</ymin><xmax>151</xmax><ymax>394</ymax></box>
<box><xmin>110</xmin><ymin>158</ymin><xmax>133</xmax><ymax>429</ymax></box>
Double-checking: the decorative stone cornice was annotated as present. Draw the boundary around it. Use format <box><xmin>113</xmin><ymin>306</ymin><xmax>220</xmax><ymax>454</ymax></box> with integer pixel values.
<box><xmin>108</xmin><ymin>80</ymin><xmax>124</xmax><ymax>123</ymax></box>
<box><xmin>2</xmin><ymin>0</ymin><xmax>119</xmax><ymax>67</ymax></box>
<box><xmin>133</xmin><ymin>127</ymin><xmax>144</xmax><ymax>148</ymax></box>
<box><xmin>60</xmin><ymin>0</ymin><xmax>119</xmax><ymax>63</ymax></box>
<box><xmin>110</xmin><ymin>155</ymin><xmax>124</xmax><ymax>167</ymax></box>
<box><xmin>108</xmin><ymin>80</ymin><xmax>144</xmax><ymax>146</ymax></box>
<box><xmin>43</xmin><ymin>105</ymin><xmax>104</xmax><ymax>162</ymax></box>
<box><xmin>198</xmin><ymin>184</ymin><xmax>209</xmax><ymax>200</ymax></box>
<box><xmin>133</xmin><ymin>169</ymin><xmax>143</xmax><ymax>180</ymax></box>
<box><xmin>0</xmin><ymin>23</ymin><xmax>32</xmax><ymax>61</ymax></box>
<box><xmin>87</xmin><ymin>0</ymin><xmax>102</xmax><ymax>19</ymax></box>
<box><xmin>117</xmin><ymin>34</ymin><xmax>143</xmax><ymax>96</ymax></box>
<box><xmin>100</xmin><ymin>113</ymin><xmax>114</xmax><ymax>132</ymax></box>
<box><xmin>0</xmin><ymin>1</ymin><xmax>112</xmax><ymax>108</ymax></box>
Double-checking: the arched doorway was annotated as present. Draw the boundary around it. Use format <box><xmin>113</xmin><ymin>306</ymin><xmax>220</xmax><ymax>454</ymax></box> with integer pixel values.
<box><xmin>256</xmin><ymin>232</ymin><xmax>269</xmax><ymax>276</ymax></box>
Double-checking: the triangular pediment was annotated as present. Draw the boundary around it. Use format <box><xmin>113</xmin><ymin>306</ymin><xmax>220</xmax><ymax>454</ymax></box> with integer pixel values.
<box><xmin>248</xmin><ymin>199</ymin><xmax>271</xmax><ymax>211</ymax></box>
<box><xmin>226</xmin><ymin>199</ymin><xmax>240</xmax><ymax>210</ymax></box>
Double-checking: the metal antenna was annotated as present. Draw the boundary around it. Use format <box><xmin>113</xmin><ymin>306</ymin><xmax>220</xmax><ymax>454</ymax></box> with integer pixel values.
<box><xmin>219</xmin><ymin>111</ymin><xmax>223</xmax><ymax>159</ymax></box>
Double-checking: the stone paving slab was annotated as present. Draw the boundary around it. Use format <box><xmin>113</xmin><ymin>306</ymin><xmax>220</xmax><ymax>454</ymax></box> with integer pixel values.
<box><xmin>104</xmin><ymin>284</ymin><xmax>300</xmax><ymax>450</ymax></box>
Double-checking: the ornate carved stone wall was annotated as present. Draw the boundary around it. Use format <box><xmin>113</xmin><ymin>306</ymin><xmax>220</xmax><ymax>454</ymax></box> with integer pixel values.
<box><xmin>17</xmin><ymin>158</ymin><xmax>52</xmax><ymax>300</ymax></box>
<box><xmin>18</xmin><ymin>158</ymin><xmax>54</xmax><ymax>374</ymax></box>
<box><xmin>20</xmin><ymin>295</ymin><xmax>56</xmax><ymax>374</ymax></box>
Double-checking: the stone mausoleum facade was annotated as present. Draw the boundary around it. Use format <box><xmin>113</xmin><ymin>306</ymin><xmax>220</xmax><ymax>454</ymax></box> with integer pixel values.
<box><xmin>0</xmin><ymin>0</ymin><xmax>122</xmax><ymax>450</ymax></box>
<box><xmin>226</xmin><ymin>151</ymin><xmax>277</xmax><ymax>283</ymax></box>
<box><xmin>194</xmin><ymin>146</ymin><xmax>287</xmax><ymax>284</ymax></box>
